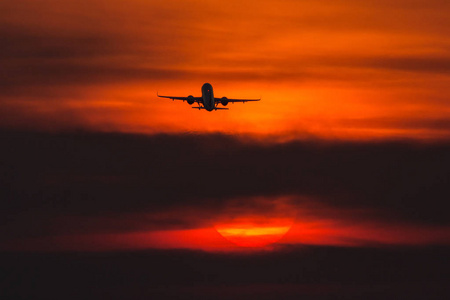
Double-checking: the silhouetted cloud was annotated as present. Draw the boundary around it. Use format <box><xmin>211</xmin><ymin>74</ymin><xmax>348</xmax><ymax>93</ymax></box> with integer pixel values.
<box><xmin>1</xmin><ymin>131</ymin><xmax>449</xmax><ymax>242</ymax></box>
<box><xmin>2</xmin><ymin>246</ymin><xmax>449</xmax><ymax>299</ymax></box>
<box><xmin>340</xmin><ymin>117</ymin><xmax>450</xmax><ymax>131</ymax></box>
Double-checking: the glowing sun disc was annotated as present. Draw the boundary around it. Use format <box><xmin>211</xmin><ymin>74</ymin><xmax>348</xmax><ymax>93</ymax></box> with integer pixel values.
<box><xmin>215</xmin><ymin>222</ymin><xmax>293</xmax><ymax>247</ymax></box>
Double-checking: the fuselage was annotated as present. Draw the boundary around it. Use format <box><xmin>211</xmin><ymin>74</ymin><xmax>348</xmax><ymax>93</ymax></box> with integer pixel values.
<box><xmin>201</xmin><ymin>83</ymin><xmax>215</xmax><ymax>111</ymax></box>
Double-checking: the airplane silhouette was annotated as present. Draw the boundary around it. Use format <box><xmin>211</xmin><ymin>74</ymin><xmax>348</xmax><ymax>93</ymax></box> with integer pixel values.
<box><xmin>157</xmin><ymin>83</ymin><xmax>260</xmax><ymax>111</ymax></box>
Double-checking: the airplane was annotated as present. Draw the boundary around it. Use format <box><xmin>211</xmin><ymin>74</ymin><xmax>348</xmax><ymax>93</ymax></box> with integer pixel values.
<box><xmin>157</xmin><ymin>83</ymin><xmax>260</xmax><ymax>111</ymax></box>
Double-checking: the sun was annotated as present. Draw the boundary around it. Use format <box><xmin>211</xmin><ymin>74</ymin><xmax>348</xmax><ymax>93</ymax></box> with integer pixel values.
<box><xmin>214</xmin><ymin>218</ymin><xmax>293</xmax><ymax>247</ymax></box>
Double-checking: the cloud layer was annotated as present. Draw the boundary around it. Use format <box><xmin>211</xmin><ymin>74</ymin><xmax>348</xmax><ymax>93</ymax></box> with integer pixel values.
<box><xmin>1</xmin><ymin>131</ymin><xmax>449</xmax><ymax>249</ymax></box>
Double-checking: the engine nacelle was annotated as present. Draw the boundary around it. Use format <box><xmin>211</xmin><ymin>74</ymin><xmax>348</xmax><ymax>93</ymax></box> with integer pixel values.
<box><xmin>221</xmin><ymin>97</ymin><xmax>228</xmax><ymax>106</ymax></box>
<box><xmin>187</xmin><ymin>95</ymin><xmax>195</xmax><ymax>105</ymax></box>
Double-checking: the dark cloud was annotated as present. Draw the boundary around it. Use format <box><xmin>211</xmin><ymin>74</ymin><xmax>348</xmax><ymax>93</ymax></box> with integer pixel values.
<box><xmin>1</xmin><ymin>246</ymin><xmax>449</xmax><ymax>299</ymax></box>
<box><xmin>0</xmin><ymin>26</ymin><xmax>114</xmax><ymax>60</ymax></box>
<box><xmin>0</xmin><ymin>26</ymin><xmax>189</xmax><ymax>97</ymax></box>
<box><xmin>340</xmin><ymin>117</ymin><xmax>450</xmax><ymax>131</ymax></box>
<box><xmin>350</xmin><ymin>56</ymin><xmax>450</xmax><ymax>74</ymax></box>
<box><xmin>1</xmin><ymin>131</ymin><xmax>449</xmax><ymax>240</ymax></box>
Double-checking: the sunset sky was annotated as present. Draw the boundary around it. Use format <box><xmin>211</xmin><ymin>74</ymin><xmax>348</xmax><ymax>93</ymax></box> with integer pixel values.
<box><xmin>1</xmin><ymin>0</ymin><xmax>449</xmax><ymax>139</ymax></box>
<box><xmin>1</xmin><ymin>1</ymin><xmax>449</xmax><ymax>299</ymax></box>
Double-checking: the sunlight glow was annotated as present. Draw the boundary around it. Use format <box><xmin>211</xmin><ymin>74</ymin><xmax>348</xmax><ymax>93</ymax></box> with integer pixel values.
<box><xmin>217</xmin><ymin>226</ymin><xmax>291</xmax><ymax>237</ymax></box>
<box><xmin>215</xmin><ymin>223</ymin><xmax>292</xmax><ymax>247</ymax></box>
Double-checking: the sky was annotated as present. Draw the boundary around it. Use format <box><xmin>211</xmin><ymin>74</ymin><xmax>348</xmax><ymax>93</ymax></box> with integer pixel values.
<box><xmin>1</xmin><ymin>0</ymin><xmax>450</xmax><ymax>139</ymax></box>
<box><xmin>1</xmin><ymin>0</ymin><xmax>450</xmax><ymax>299</ymax></box>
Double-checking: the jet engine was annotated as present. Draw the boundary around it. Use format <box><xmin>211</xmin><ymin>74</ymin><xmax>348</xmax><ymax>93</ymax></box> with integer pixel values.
<box><xmin>187</xmin><ymin>95</ymin><xmax>195</xmax><ymax>105</ymax></box>
<box><xmin>221</xmin><ymin>97</ymin><xmax>228</xmax><ymax>106</ymax></box>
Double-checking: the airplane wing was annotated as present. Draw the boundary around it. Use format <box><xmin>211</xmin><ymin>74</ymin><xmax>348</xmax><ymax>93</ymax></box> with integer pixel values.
<box><xmin>214</xmin><ymin>98</ymin><xmax>261</xmax><ymax>103</ymax></box>
<box><xmin>157</xmin><ymin>94</ymin><xmax>202</xmax><ymax>102</ymax></box>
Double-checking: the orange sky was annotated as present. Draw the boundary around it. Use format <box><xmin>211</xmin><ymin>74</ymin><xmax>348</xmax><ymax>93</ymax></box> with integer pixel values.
<box><xmin>1</xmin><ymin>0</ymin><xmax>449</xmax><ymax>140</ymax></box>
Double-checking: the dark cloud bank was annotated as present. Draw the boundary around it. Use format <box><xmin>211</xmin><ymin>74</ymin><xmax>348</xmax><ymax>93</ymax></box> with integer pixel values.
<box><xmin>1</xmin><ymin>131</ymin><xmax>449</xmax><ymax>240</ymax></box>
<box><xmin>1</xmin><ymin>131</ymin><xmax>449</xmax><ymax>299</ymax></box>
<box><xmin>1</xmin><ymin>131</ymin><xmax>449</xmax><ymax>224</ymax></box>
<box><xmin>1</xmin><ymin>246</ymin><xmax>449</xmax><ymax>299</ymax></box>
